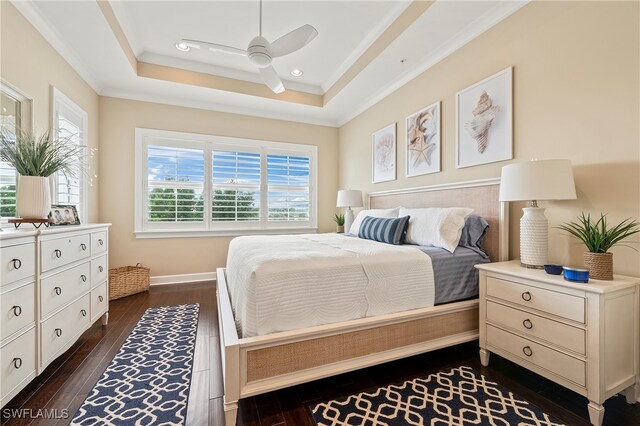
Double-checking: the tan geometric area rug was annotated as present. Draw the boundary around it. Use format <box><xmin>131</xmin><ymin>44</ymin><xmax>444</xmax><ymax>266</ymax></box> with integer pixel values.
<box><xmin>310</xmin><ymin>366</ymin><xmax>565</xmax><ymax>426</ymax></box>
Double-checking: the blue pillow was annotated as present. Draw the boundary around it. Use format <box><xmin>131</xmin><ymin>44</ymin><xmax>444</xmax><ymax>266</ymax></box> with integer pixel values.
<box><xmin>358</xmin><ymin>215</ymin><xmax>410</xmax><ymax>245</ymax></box>
<box><xmin>458</xmin><ymin>214</ymin><xmax>489</xmax><ymax>257</ymax></box>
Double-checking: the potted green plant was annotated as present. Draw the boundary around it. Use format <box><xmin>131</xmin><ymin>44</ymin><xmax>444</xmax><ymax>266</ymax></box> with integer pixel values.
<box><xmin>557</xmin><ymin>212</ymin><xmax>639</xmax><ymax>280</ymax></box>
<box><xmin>333</xmin><ymin>213</ymin><xmax>345</xmax><ymax>233</ymax></box>
<box><xmin>0</xmin><ymin>129</ymin><xmax>90</xmax><ymax>219</ymax></box>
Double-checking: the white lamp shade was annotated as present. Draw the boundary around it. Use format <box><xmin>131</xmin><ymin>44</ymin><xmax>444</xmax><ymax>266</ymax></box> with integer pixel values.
<box><xmin>337</xmin><ymin>190</ymin><xmax>363</xmax><ymax>208</ymax></box>
<box><xmin>499</xmin><ymin>159</ymin><xmax>577</xmax><ymax>202</ymax></box>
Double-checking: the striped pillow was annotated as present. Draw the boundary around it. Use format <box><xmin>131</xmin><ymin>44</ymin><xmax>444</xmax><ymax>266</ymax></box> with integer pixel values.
<box><xmin>358</xmin><ymin>215</ymin><xmax>410</xmax><ymax>245</ymax></box>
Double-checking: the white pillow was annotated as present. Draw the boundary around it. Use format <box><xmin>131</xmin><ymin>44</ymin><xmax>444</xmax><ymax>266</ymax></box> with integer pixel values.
<box><xmin>399</xmin><ymin>207</ymin><xmax>474</xmax><ymax>253</ymax></box>
<box><xmin>349</xmin><ymin>207</ymin><xmax>400</xmax><ymax>236</ymax></box>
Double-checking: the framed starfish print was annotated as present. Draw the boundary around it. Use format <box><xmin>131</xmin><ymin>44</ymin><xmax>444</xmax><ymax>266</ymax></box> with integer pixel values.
<box><xmin>406</xmin><ymin>101</ymin><xmax>440</xmax><ymax>177</ymax></box>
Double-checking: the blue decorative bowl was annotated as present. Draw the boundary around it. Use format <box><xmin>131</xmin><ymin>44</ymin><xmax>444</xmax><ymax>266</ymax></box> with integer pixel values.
<box><xmin>563</xmin><ymin>267</ymin><xmax>589</xmax><ymax>283</ymax></box>
<box><xmin>544</xmin><ymin>264</ymin><xmax>564</xmax><ymax>275</ymax></box>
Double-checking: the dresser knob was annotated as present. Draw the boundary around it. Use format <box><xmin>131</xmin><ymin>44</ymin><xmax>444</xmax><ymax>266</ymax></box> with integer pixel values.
<box><xmin>81</xmin><ymin>309</ymin><xmax>87</xmax><ymax>317</ymax></box>
<box><xmin>81</xmin><ymin>243</ymin><xmax>87</xmax><ymax>251</ymax></box>
<box><xmin>54</xmin><ymin>249</ymin><xmax>62</xmax><ymax>259</ymax></box>
<box><xmin>55</xmin><ymin>328</ymin><xmax>63</xmax><ymax>337</ymax></box>
<box><xmin>81</xmin><ymin>274</ymin><xmax>87</xmax><ymax>282</ymax></box>
<box><xmin>54</xmin><ymin>286</ymin><xmax>62</xmax><ymax>296</ymax></box>
<box><xmin>12</xmin><ymin>305</ymin><xmax>22</xmax><ymax>316</ymax></box>
<box><xmin>98</xmin><ymin>239</ymin><xmax>104</xmax><ymax>246</ymax></box>
<box><xmin>522</xmin><ymin>319</ymin><xmax>533</xmax><ymax>329</ymax></box>
<box><xmin>98</xmin><ymin>296</ymin><xmax>104</xmax><ymax>302</ymax></box>
<box><xmin>522</xmin><ymin>346</ymin><xmax>533</xmax><ymax>357</ymax></box>
<box><xmin>11</xmin><ymin>258</ymin><xmax>22</xmax><ymax>269</ymax></box>
<box><xmin>521</xmin><ymin>291</ymin><xmax>532</xmax><ymax>301</ymax></box>
<box><xmin>98</xmin><ymin>266</ymin><xmax>104</xmax><ymax>272</ymax></box>
<box><xmin>13</xmin><ymin>358</ymin><xmax>22</xmax><ymax>369</ymax></box>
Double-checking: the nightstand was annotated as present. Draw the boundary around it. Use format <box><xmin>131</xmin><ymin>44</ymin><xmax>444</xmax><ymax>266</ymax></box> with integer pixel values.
<box><xmin>476</xmin><ymin>261</ymin><xmax>639</xmax><ymax>426</ymax></box>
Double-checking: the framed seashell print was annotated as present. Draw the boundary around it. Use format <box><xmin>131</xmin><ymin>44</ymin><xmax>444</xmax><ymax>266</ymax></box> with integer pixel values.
<box><xmin>372</xmin><ymin>123</ymin><xmax>396</xmax><ymax>183</ymax></box>
<box><xmin>406</xmin><ymin>101</ymin><xmax>441</xmax><ymax>177</ymax></box>
<box><xmin>456</xmin><ymin>67</ymin><xmax>513</xmax><ymax>168</ymax></box>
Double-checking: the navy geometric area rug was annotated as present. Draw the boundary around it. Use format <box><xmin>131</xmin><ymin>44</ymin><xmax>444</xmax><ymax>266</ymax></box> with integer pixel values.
<box><xmin>310</xmin><ymin>365</ymin><xmax>565</xmax><ymax>426</ymax></box>
<box><xmin>71</xmin><ymin>304</ymin><xmax>199</xmax><ymax>426</ymax></box>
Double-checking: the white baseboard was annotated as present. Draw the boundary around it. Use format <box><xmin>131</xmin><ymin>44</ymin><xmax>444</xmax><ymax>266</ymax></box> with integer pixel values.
<box><xmin>149</xmin><ymin>272</ymin><xmax>216</xmax><ymax>286</ymax></box>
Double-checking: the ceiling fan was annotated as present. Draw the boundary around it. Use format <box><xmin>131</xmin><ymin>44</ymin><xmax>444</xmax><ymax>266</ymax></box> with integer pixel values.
<box><xmin>178</xmin><ymin>0</ymin><xmax>318</xmax><ymax>94</ymax></box>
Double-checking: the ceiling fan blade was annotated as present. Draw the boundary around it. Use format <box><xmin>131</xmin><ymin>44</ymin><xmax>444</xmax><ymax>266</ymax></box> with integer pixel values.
<box><xmin>269</xmin><ymin>24</ymin><xmax>318</xmax><ymax>58</ymax></box>
<box><xmin>259</xmin><ymin>65</ymin><xmax>285</xmax><ymax>94</ymax></box>
<box><xmin>181</xmin><ymin>39</ymin><xmax>247</xmax><ymax>56</ymax></box>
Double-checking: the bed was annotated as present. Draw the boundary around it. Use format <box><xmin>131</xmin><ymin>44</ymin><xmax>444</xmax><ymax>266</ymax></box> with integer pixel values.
<box><xmin>215</xmin><ymin>178</ymin><xmax>508</xmax><ymax>425</ymax></box>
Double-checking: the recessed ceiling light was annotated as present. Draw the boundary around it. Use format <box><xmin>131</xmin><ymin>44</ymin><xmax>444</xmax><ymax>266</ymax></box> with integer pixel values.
<box><xmin>175</xmin><ymin>42</ymin><xmax>190</xmax><ymax>52</ymax></box>
<box><xmin>290</xmin><ymin>69</ymin><xmax>303</xmax><ymax>77</ymax></box>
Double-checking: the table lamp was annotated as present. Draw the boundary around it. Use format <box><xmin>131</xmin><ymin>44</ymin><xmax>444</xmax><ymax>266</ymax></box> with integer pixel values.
<box><xmin>499</xmin><ymin>159</ymin><xmax>576</xmax><ymax>268</ymax></box>
<box><xmin>336</xmin><ymin>190</ymin><xmax>363</xmax><ymax>234</ymax></box>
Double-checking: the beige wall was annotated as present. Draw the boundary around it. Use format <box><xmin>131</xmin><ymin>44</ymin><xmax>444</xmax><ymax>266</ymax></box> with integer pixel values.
<box><xmin>339</xmin><ymin>1</ymin><xmax>640</xmax><ymax>276</ymax></box>
<box><xmin>99</xmin><ymin>97</ymin><xmax>339</xmax><ymax>276</ymax></box>
<box><xmin>0</xmin><ymin>2</ymin><xmax>100</xmax><ymax>221</ymax></box>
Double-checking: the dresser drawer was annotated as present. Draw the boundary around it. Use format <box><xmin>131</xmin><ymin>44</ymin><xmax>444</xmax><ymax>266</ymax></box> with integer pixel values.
<box><xmin>1</xmin><ymin>327</ymin><xmax>36</xmax><ymax>400</ymax></box>
<box><xmin>1</xmin><ymin>243</ymin><xmax>35</xmax><ymax>286</ymax></box>
<box><xmin>91</xmin><ymin>281</ymin><xmax>108</xmax><ymax>322</ymax></box>
<box><xmin>41</xmin><ymin>234</ymin><xmax>91</xmax><ymax>272</ymax></box>
<box><xmin>91</xmin><ymin>231</ymin><xmax>107</xmax><ymax>255</ymax></box>
<box><xmin>41</xmin><ymin>262</ymin><xmax>91</xmax><ymax>317</ymax></box>
<box><xmin>487</xmin><ymin>276</ymin><xmax>585</xmax><ymax>323</ymax></box>
<box><xmin>487</xmin><ymin>325</ymin><xmax>586</xmax><ymax>386</ymax></box>
<box><xmin>91</xmin><ymin>255</ymin><xmax>108</xmax><ymax>286</ymax></box>
<box><xmin>1</xmin><ymin>282</ymin><xmax>35</xmax><ymax>341</ymax></box>
<box><xmin>41</xmin><ymin>295</ymin><xmax>91</xmax><ymax>365</ymax></box>
<box><xmin>486</xmin><ymin>301</ymin><xmax>585</xmax><ymax>355</ymax></box>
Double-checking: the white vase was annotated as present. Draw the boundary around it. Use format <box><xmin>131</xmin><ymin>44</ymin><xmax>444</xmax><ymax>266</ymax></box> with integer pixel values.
<box><xmin>17</xmin><ymin>176</ymin><xmax>51</xmax><ymax>219</ymax></box>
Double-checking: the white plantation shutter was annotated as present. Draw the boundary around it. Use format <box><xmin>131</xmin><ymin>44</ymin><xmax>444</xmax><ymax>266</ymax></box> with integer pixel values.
<box><xmin>267</xmin><ymin>154</ymin><xmax>310</xmax><ymax>222</ymax></box>
<box><xmin>0</xmin><ymin>88</ymin><xmax>21</xmax><ymax>219</ymax></box>
<box><xmin>146</xmin><ymin>145</ymin><xmax>205</xmax><ymax>223</ymax></box>
<box><xmin>212</xmin><ymin>150</ymin><xmax>260</xmax><ymax>222</ymax></box>
<box><xmin>0</xmin><ymin>156</ymin><xmax>17</xmax><ymax>219</ymax></box>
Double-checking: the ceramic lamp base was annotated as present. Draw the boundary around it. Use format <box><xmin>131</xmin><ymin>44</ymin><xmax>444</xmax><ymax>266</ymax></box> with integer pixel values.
<box><xmin>520</xmin><ymin>207</ymin><xmax>547</xmax><ymax>269</ymax></box>
<box><xmin>344</xmin><ymin>208</ymin><xmax>354</xmax><ymax>234</ymax></box>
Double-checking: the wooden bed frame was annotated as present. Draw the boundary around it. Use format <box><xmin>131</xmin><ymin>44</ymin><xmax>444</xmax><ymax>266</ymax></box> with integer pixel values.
<box><xmin>215</xmin><ymin>178</ymin><xmax>508</xmax><ymax>425</ymax></box>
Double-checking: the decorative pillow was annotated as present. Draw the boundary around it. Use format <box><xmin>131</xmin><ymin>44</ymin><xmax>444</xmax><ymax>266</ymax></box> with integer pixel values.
<box><xmin>358</xmin><ymin>215</ymin><xmax>410</xmax><ymax>245</ymax></box>
<box><xmin>458</xmin><ymin>214</ymin><xmax>490</xmax><ymax>257</ymax></box>
<box><xmin>399</xmin><ymin>207</ymin><xmax>474</xmax><ymax>253</ymax></box>
<box><xmin>349</xmin><ymin>207</ymin><xmax>400</xmax><ymax>236</ymax></box>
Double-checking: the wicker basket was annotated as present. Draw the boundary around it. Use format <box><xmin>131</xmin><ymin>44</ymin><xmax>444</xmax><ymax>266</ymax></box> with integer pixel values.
<box><xmin>109</xmin><ymin>263</ymin><xmax>150</xmax><ymax>300</ymax></box>
<box><xmin>584</xmin><ymin>252</ymin><xmax>613</xmax><ymax>281</ymax></box>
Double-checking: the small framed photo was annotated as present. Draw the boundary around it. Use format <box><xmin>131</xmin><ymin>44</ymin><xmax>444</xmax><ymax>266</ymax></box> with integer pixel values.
<box><xmin>372</xmin><ymin>123</ymin><xmax>396</xmax><ymax>183</ymax></box>
<box><xmin>49</xmin><ymin>205</ymin><xmax>80</xmax><ymax>226</ymax></box>
<box><xmin>406</xmin><ymin>101</ymin><xmax>440</xmax><ymax>177</ymax></box>
<box><xmin>456</xmin><ymin>66</ymin><xmax>513</xmax><ymax>168</ymax></box>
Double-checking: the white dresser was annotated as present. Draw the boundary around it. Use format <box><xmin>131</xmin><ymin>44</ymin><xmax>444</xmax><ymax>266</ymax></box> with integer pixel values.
<box><xmin>0</xmin><ymin>224</ymin><xmax>110</xmax><ymax>407</ymax></box>
<box><xmin>477</xmin><ymin>261</ymin><xmax>639</xmax><ymax>426</ymax></box>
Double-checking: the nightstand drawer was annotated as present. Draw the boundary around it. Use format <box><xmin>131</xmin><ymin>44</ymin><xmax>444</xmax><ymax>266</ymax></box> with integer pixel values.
<box><xmin>487</xmin><ymin>276</ymin><xmax>585</xmax><ymax>323</ymax></box>
<box><xmin>486</xmin><ymin>301</ymin><xmax>585</xmax><ymax>355</ymax></box>
<box><xmin>487</xmin><ymin>325</ymin><xmax>586</xmax><ymax>386</ymax></box>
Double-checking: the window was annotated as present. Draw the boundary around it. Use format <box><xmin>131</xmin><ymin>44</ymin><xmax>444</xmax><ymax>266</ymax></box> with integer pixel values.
<box><xmin>135</xmin><ymin>128</ymin><xmax>317</xmax><ymax>237</ymax></box>
<box><xmin>53</xmin><ymin>88</ymin><xmax>88</xmax><ymax>223</ymax></box>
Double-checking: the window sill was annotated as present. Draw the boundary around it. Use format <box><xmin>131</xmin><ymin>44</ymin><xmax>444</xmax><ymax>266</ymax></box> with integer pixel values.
<box><xmin>134</xmin><ymin>227</ymin><xmax>319</xmax><ymax>239</ymax></box>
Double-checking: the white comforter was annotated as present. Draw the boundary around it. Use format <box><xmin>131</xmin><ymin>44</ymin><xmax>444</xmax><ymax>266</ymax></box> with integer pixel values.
<box><xmin>226</xmin><ymin>233</ymin><xmax>435</xmax><ymax>337</ymax></box>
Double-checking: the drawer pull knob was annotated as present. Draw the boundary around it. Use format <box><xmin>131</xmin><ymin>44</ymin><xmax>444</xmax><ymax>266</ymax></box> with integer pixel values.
<box><xmin>98</xmin><ymin>266</ymin><xmax>104</xmax><ymax>272</ymax></box>
<box><xmin>98</xmin><ymin>295</ymin><xmax>104</xmax><ymax>302</ymax></box>
<box><xmin>522</xmin><ymin>346</ymin><xmax>533</xmax><ymax>357</ymax></box>
<box><xmin>11</xmin><ymin>258</ymin><xmax>22</xmax><ymax>269</ymax></box>
<box><xmin>81</xmin><ymin>274</ymin><xmax>87</xmax><ymax>282</ymax></box>
<box><xmin>98</xmin><ymin>239</ymin><xmax>104</xmax><ymax>246</ymax></box>
<box><xmin>81</xmin><ymin>309</ymin><xmax>87</xmax><ymax>317</ymax></box>
<box><xmin>13</xmin><ymin>358</ymin><xmax>22</xmax><ymax>369</ymax></box>
<box><xmin>523</xmin><ymin>319</ymin><xmax>533</xmax><ymax>329</ymax></box>
<box><xmin>54</xmin><ymin>249</ymin><xmax>62</xmax><ymax>259</ymax></box>
<box><xmin>12</xmin><ymin>305</ymin><xmax>22</xmax><ymax>316</ymax></box>
<box><xmin>54</xmin><ymin>286</ymin><xmax>62</xmax><ymax>296</ymax></box>
<box><xmin>55</xmin><ymin>328</ymin><xmax>63</xmax><ymax>337</ymax></box>
<box><xmin>81</xmin><ymin>243</ymin><xmax>87</xmax><ymax>251</ymax></box>
<box><xmin>521</xmin><ymin>291</ymin><xmax>532</xmax><ymax>301</ymax></box>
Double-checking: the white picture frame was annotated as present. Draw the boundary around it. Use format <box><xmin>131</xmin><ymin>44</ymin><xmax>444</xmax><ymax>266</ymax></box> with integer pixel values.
<box><xmin>406</xmin><ymin>101</ymin><xmax>441</xmax><ymax>177</ymax></box>
<box><xmin>372</xmin><ymin>123</ymin><xmax>396</xmax><ymax>183</ymax></box>
<box><xmin>456</xmin><ymin>67</ymin><xmax>513</xmax><ymax>168</ymax></box>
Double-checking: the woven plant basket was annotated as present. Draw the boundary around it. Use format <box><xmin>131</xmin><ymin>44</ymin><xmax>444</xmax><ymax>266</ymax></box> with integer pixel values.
<box><xmin>109</xmin><ymin>263</ymin><xmax>150</xmax><ymax>300</ymax></box>
<box><xmin>584</xmin><ymin>252</ymin><xmax>613</xmax><ymax>280</ymax></box>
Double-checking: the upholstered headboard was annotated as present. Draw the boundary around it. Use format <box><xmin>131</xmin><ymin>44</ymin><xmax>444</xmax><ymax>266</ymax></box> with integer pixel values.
<box><xmin>368</xmin><ymin>178</ymin><xmax>508</xmax><ymax>262</ymax></box>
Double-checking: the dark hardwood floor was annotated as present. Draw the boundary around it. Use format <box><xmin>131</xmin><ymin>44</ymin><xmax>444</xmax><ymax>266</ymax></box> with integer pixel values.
<box><xmin>2</xmin><ymin>281</ymin><xmax>639</xmax><ymax>426</ymax></box>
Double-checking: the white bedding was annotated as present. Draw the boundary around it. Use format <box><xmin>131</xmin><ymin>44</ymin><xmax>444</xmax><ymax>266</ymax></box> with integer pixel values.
<box><xmin>226</xmin><ymin>233</ymin><xmax>435</xmax><ymax>337</ymax></box>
